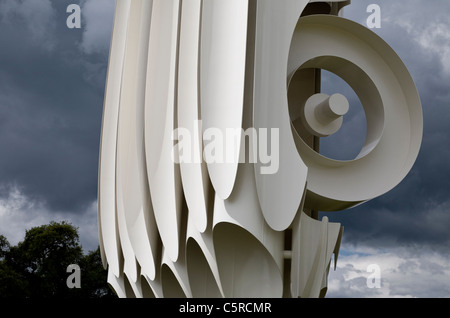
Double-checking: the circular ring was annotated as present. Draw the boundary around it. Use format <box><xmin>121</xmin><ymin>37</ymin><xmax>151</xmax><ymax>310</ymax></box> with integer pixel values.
<box><xmin>288</xmin><ymin>15</ymin><xmax>423</xmax><ymax>211</ymax></box>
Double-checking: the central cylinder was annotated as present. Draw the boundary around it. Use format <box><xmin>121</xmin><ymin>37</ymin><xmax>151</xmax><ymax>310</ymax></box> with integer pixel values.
<box><xmin>303</xmin><ymin>93</ymin><xmax>349</xmax><ymax>137</ymax></box>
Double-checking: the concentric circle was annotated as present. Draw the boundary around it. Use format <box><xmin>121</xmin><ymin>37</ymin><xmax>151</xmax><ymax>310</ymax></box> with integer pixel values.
<box><xmin>287</xmin><ymin>15</ymin><xmax>423</xmax><ymax>211</ymax></box>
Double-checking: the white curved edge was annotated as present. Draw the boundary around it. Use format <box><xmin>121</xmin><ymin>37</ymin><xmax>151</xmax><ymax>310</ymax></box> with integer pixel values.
<box><xmin>116</xmin><ymin>172</ymin><xmax>138</xmax><ymax>282</ymax></box>
<box><xmin>144</xmin><ymin>0</ymin><xmax>183</xmax><ymax>263</ymax></box>
<box><xmin>130</xmin><ymin>0</ymin><xmax>160</xmax><ymax>283</ymax></box>
<box><xmin>108</xmin><ymin>268</ymin><xmax>159</xmax><ymax>298</ymax></box>
<box><xmin>135</xmin><ymin>0</ymin><xmax>161</xmax><ymax>281</ymax></box>
<box><xmin>177</xmin><ymin>0</ymin><xmax>209</xmax><ymax>233</ymax></box>
<box><xmin>98</xmin><ymin>0</ymin><xmax>131</xmax><ymax>277</ymax></box>
<box><xmin>115</xmin><ymin>0</ymin><xmax>159</xmax><ymax>282</ymax></box>
<box><xmin>126</xmin><ymin>273</ymin><xmax>145</xmax><ymax>298</ymax></box>
<box><xmin>161</xmin><ymin>239</ymin><xmax>193</xmax><ymax>298</ymax></box>
<box><xmin>211</xmin><ymin>162</ymin><xmax>285</xmax><ymax>297</ymax></box>
<box><xmin>253</xmin><ymin>0</ymin><xmax>309</xmax><ymax>231</ymax></box>
<box><xmin>142</xmin><ymin>274</ymin><xmax>164</xmax><ymax>298</ymax></box>
<box><xmin>161</xmin><ymin>262</ymin><xmax>192</xmax><ymax>298</ymax></box>
<box><xmin>107</xmin><ymin>269</ymin><xmax>140</xmax><ymax>298</ymax></box>
<box><xmin>186</xmin><ymin>211</ymin><xmax>225</xmax><ymax>298</ymax></box>
<box><xmin>200</xmin><ymin>0</ymin><xmax>248</xmax><ymax>200</ymax></box>
<box><xmin>212</xmin><ymin>217</ymin><xmax>284</xmax><ymax>298</ymax></box>
<box><xmin>320</xmin><ymin>221</ymin><xmax>343</xmax><ymax>293</ymax></box>
<box><xmin>107</xmin><ymin>269</ymin><xmax>127</xmax><ymax>298</ymax></box>
<box><xmin>160</xmin><ymin>264</ymin><xmax>190</xmax><ymax>298</ymax></box>
<box><xmin>213</xmin><ymin>162</ymin><xmax>284</xmax><ymax>268</ymax></box>
<box><xmin>290</xmin><ymin>212</ymin><xmax>343</xmax><ymax>298</ymax></box>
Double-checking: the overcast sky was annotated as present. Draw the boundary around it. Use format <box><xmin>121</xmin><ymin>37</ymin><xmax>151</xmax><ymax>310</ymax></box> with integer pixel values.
<box><xmin>0</xmin><ymin>0</ymin><xmax>115</xmax><ymax>253</ymax></box>
<box><xmin>0</xmin><ymin>0</ymin><xmax>449</xmax><ymax>298</ymax></box>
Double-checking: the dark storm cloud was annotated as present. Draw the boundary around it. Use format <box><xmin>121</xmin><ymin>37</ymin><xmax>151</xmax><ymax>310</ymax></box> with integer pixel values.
<box><xmin>323</xmin><ymin>1</ymin><xmax>450</xmax><ymax>253</ymax></box>
<box><xmin>0</xmin><ymin>0</ymin><xmax>111</xmax><ymax>212</ymax></box>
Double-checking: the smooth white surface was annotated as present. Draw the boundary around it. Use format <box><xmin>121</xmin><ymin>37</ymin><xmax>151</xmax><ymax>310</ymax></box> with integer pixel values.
<box><xmin>253</xmin><ymin>0</ymin><xmax>309</xmax><ymax>231</ymax></box>
<box><xmin>160</xmin><ymin>212</ymin><xmax>192</xmax><ymax>298</ymax></box>
<box><xmin>116</xmin><ymin>178</ymin><xmax>138</xmax><ymax>282</ymax></box>
<box><xmin>115</xmin><ymin>0</ymin><xmax>158</xmax><ymax>281</ymax></box>
<box><xmin>144</xmin><ymin>0</ymin><xmax>182</xmax><ymax>262</ymax></box>
<box><xmin>212</xmin><ymin>161</ymin><xmax>284</xmax><ymax>297</ymax></box>
<box><xmin>186</xmin><ymin>212</ymin><xmax>224</xmax><ymax>297</ymax></box>
<box><xmin>200</xmin><ymin>0</ymin><xmax>248</xmax><ymax>200</ymax></box>
<box><xmin>178</xmin><ymin>0</ymin><xmax>210</xmax><ymax>233</ymax></box>
<box><xmin>107</xmin><ymin>269</ymin><xmax>127</xmax><ymax>298</ymax></box>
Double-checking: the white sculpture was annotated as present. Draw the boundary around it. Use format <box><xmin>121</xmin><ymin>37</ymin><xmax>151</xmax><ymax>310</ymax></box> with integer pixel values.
<box><xmin>98</xmin><ymin>0</ymin><xmax>422</xmax><ymax>298</ymax></box>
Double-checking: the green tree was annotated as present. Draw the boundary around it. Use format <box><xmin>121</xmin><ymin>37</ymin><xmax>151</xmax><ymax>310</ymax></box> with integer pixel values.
<box><xmin>0</xmin><ymin>235</ymin><xmax>10</xmax><ymax>260</ymax></box>
<box><xmin>0</xmin><ymin>235</ymin><xmax>27</xmax><ymax>297</ymax></box>
<box><xmin>0</xmin><ymin>221</ymin><xmax>116</xmax><ymax>298</ymax></box>
<box><xmin>4</xmin><ymin>221</ymin><xmax>83</xmax><ymax>297</ymax></box>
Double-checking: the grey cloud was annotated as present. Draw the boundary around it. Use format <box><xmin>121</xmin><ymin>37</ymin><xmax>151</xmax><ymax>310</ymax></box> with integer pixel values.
<box><xmin>328</xmin><ymin>246</ymin><xmax>450</xmax><ymax>298</ymax></box>
<box><xmin>0</xmin><ymin>0</ymin><xmax>113</xmax><ymax>213</ymax></box>
<box><xmin>80</xmin><ymin>0</ymin><xmax>116</xmax><ymax>55</ymax></box>
<box><xmin>0</xmin><ymin>0</ymin><xmax>57</xmax><ymax>50</ymax></box>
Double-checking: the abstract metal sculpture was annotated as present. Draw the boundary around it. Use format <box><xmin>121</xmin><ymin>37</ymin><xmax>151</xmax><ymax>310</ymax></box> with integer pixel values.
<box><xmin>98</xmin><ymin>0</ymin><xmax>423</xmax><ymax>298</ymax></box>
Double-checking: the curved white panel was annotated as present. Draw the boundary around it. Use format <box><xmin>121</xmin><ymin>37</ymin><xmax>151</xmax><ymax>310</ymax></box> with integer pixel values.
<box><xmin>288</xmin><ymin>15</ymin><xmax>423</xmax><ymax>211</ymax></box>
<box><xmin>120</xmin><ymin>272</ymin><xmax>148</xmax><ymax>298</ymax></box>
<box><xmin>253</xmin><ymin>0</ymin><xmax>309</xmax><ymax>231</ymax></box>
<box><xmin>161</xmin><ymin>264</ymin><xmax>190</xmax><ymax>298</ymax></box>
<box><xmin>178</xmin><ymin>0</ymin><xmax>210</xmax><ymax>233</ymax></box>
<box><xmin>141</xmin><ymin>274</ymin><xmax>164</xmax><ymax>298</ymax></box>
<box><xmin>144</xmin><ymin>0</ymin><xmax>182</xmax><ymax>263</ymax></box>
<box><xmin>160</xmin><ymin>211</ymin><xmax>192</xmax><ymax>298</ymax></box>
<box><xmin>115</xmin><ymin>0</ymin><xmax>159</xmax><ymax>281</ymax></box>
<box><xmin>212</xmin><ymin>162</ymin><xmax>284</xmax><ymax>298</ymax></box>
<box><xmin>186</xmin><ymin>210</ymin><xmax>224</xmax><ymax>298</ymax></box>
<box><xmin>98</xmin><ymin>0</ymin><xmax>131</xmax><ymax>276</ymax></box>
<box><xmin>200</xmin><ymin>0</ymin><xmax>249</xmax><ymax>200</ymax></box>
<box><xmin>290</xmin><ymin>212</ymin><xmax>342</xmax><ymax>298</ymax></box>
<box><xmin>132</xmin><ymin>0</ymin><xmax>161</xmax><ymax>284</ymax></box>
<box><xmin>213</xmin><ymin>221</ymin><xmax>283</xmax><ymax>298</ymax></box>
<box><xmin>107</xmin><ymin>269</ymin><xmax>128</xmax><ymax>298</ymax></box>
<box><xmin>185</xmin><ymin>238</ymin><xmax>223</xmax><ymax>298</ymax></box>
<box><xmin>107</xmin><ymin>269</ymin><xmax>147</xmax><ymax>298</ymax></box>
<box><xmin>116</xmin><ymin>173</ymin><xmax>138</xmax><ymax>282</ymax></box>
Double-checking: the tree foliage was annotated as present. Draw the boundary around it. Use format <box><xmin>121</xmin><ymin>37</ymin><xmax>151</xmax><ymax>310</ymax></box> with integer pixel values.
<box><xmin>0</xmin><ymin>221</ymin><xmax>116</xmax><ymax>298</ymax></box>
